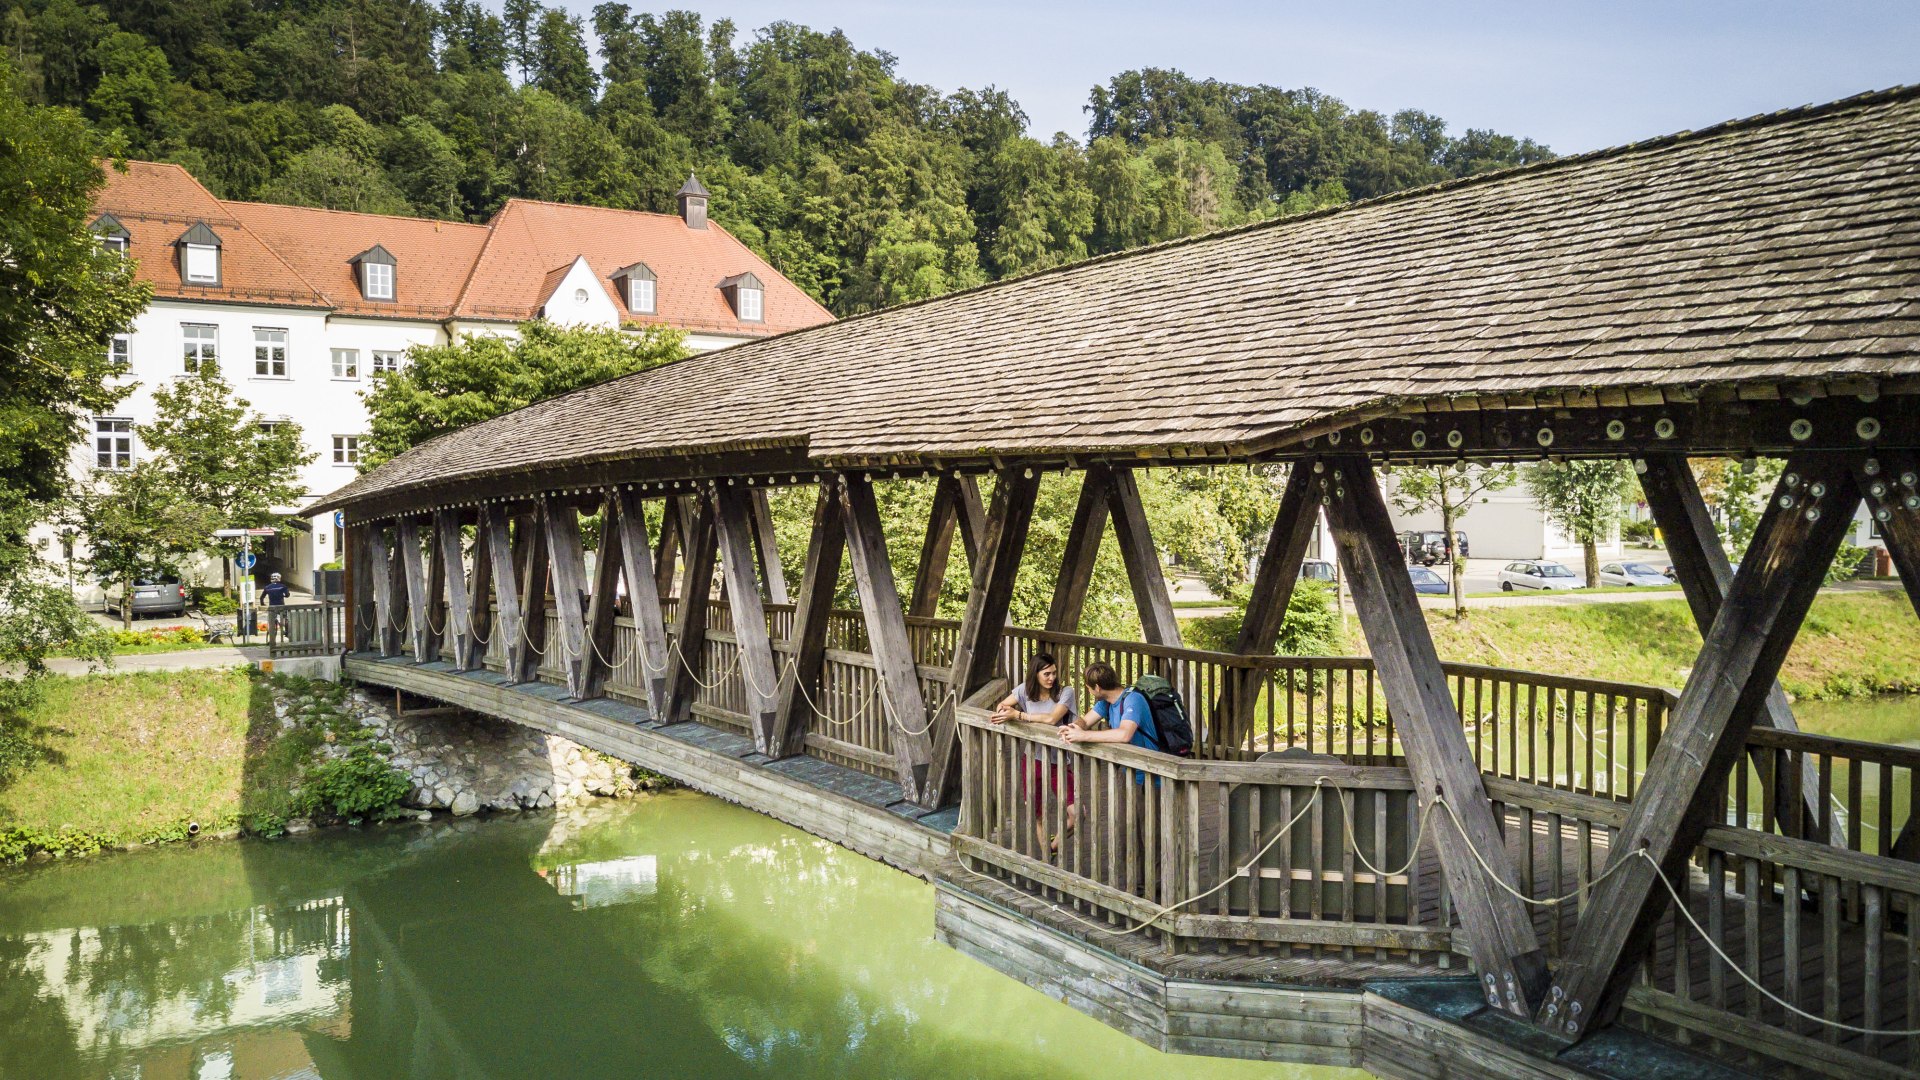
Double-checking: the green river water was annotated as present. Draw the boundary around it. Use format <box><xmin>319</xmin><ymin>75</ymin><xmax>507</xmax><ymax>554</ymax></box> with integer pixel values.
<box><xmin>0</xmin><ymin>789</ymin><xmax>1362</xmax><ymax>1080</ymax></box>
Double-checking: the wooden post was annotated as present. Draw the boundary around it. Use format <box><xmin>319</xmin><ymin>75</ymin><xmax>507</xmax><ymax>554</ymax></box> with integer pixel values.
<box><xmin>1047</xmin><ymin>464</ymin><xmax>1112</xmax><ymax>633</ymax></box>
<box><xmin>772</xmin><ymin>482</ymin><xmax>847</xmax><ymax>758</ymax></box>
<box><xmin>1218</xmin><ymin>462</ymin><xmax>1319</xmax><ymax>747</ymax></box>
<box><xmin>654</xmin><ymin>496</ymin><xmax>686</xmax><ymax>600</ymax></box>
<box><xmin>714</xmin><ymin>486</ymin><xmax>782</xmax><ymax>751</ymax></box>
<box><xmin>954</xmin><ymin>474</ymin><xmax>988</xmax><ymax>563</ymax></box>
<box><xmin>929</xmin><ymin>468</ymin><xmax>1042</xmax><ymax>808</ymax></box>
<box><xmin>1858</xmin><ymin>450</ymin><xmax>1920</xmax><ymax>619</ymax></box>
<box><xmin>397</xmin><ymin>516</ymin><xmax>432</xmax><ymax>662</ymax></box>
<box><xmin>423</xmin><ymin>516</ymin><xmax>447</xmax><ymax>662</ymax></box>
<box><xmin>347</xmin><ymin>522</ymin><xmax>373</xmax><ymax>652</ymax></box>
<box><xmin>1639</xmin><ymin>454</ymin><xmax>1828</xmax><ymax>840</ymax></box>
<box><xmin>543</xmin><ymin>498</ymin><xmax>592</xmax><ymax>698</ymax></box>
<box><xmin>662</xmin><ymin>493</ymin><xmax>719</xmax><ymax>726</ymax></box>
<box><xmin>1321</xmin><ymin>454</ymin><xmax>1549</xmax><ymax>1017</ymax></box>
<box><xmin>749</xmin><ymin>488</ymin><xmax>789</xmax><ymax>605</ymax></box>
<box><xmin>514</xmin><ymin>509</ymin><xmax>551</xmax><ymax>685</ymax></box>
<box><xmin>580</xmin><ymin>493</ymin><xmax>624</xmax><ymax>700</ymax></box>
<box><xmin>482</xmin><ymin>509</ymin><xmax>525</xmax><ymax>682</ymax></box>
<box><xmin>433</xmin><ymin>509</ymin><xmax>473</xmax><ymax>668</ymax></box>
<box><xmin>911</xmin><ymin>474</ymin><xmax>965</xmax><ymax>617</ymax></box>
<box><xmin>388</xmin><ymin>523</ymin><xmax>410</xmax><ymax>658</ymax></box>
<box><xmin>370</xmin><ymin>524</ymin><xmax>400</xmax><ymax>658</ymax></box>
<box><xmin>463</xmin><ymin>511</ymin><xmax>494</xmax><ymax>672</ymax></box>
<box><xmin>611</xmin><ymin>490</ymin><xmax>672</xmax><ymax>719</ymax></box>
<box><xmin>1543</xmin><ymin>452</ymin><xmax>1861</xmax><ymax>1039</ymax></box>
<box><xmin>841</xmin><ymin>474</ymin><xmax>937</xmax><ymax>802</ymax></box>
<box><xmin>1107</xmin><ymin>466</ymin><xmax>1182</xmax><ymax>647</ymax></box>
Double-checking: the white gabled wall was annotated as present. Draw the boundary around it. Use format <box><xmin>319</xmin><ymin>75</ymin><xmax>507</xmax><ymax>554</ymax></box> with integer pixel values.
<box><xmin>539</xmin><ymin>256</ymin><xmax>620</xmax><ymax>328</ymax></box>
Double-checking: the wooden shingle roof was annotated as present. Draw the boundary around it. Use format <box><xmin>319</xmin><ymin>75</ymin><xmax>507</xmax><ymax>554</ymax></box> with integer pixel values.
<box><xmin>318</xmin><ymin>86</ymin><xmax>1920</xmax><ymax>515</ymax></box>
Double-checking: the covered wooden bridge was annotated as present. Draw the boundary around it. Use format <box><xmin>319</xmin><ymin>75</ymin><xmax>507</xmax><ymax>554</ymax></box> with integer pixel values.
<box><xmin>310</xmin><ymin>86</ymin><xmax>1920</xmax><ymax>1079</ymax></box>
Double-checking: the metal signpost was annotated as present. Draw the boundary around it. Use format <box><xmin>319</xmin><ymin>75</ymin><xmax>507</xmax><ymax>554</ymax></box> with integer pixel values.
<box><xmin>213</xmin><ymin>527</ymin><xmax>277</xmax><ymax>641</ymax></box>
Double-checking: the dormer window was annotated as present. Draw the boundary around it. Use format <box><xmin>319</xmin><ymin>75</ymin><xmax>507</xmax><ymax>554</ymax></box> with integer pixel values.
<box><xmin>613</xmin><ymin>262</ymin><xmax>657</xmax><ymax>315</ymax></box>
<box><xmin>93</xmin><ymin>214</ymin><xmax>131</xmax><ymax>254</ymax></box>
<box><xmin>349</xmin><ymin>244</ymin><xmax>396</xmax><ymax>302</ymax></box>
<box><xmin>677</xmin><ymin>173</ymin><xmax>710</xmax><ymax>230</ymax></box>
<box><xmin>175</xmin><ymin>222</ymin><xmax>222</xmax><ymax>286</ymax></box>
<box><xmin>720</xmin><ymin>272</ymin><xmax>764</xmax><ymax>323</ymax></box>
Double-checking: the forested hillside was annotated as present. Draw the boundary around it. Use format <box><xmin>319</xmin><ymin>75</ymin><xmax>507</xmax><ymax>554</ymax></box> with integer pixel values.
<box><xmin>2</xmin><ymin>0</ymin><xmax>1552</xmax><ymax>314</ymax></box>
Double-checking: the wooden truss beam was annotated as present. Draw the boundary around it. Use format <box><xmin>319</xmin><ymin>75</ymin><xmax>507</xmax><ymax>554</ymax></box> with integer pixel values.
<box><xmin>772</xmin><ymin>483</ymin><xmax>846</xmax><ymax>758</ymax></box>
<box><xmin>434</xmin><ymin>509</ymin><xmax>474</xmax><ymax>669</ymax></box>
<box><xmin>749</xmin><ymin>488</ymin><xmax>789</xmax><ymax>605</ymax></box>
<box><xmin>1858</xmin><ymin>449</ymin><xmax>1920</xmax><ymax>619</ymax></box>
<box><xmin>1107</xmin><ymin>466</ymin><xmax>1181</xmax><ymax>648</ymax></box>
<box><xmin>653</xmin><ymin>496</ymin><xmax>685</xmax><ymax>600</ymax></box>
<box><xmin>714</xmin><ymin>486</ymin><xmax>782</xmax><ymax>750</ymax></box>
<box><xmin>662</xmin><ymin>494</ymin><xmax>719</xmax><ymax>727</ymax></box>
<box><xmin>480</xmin><ymin>509</ymin><xmax>523</xmax><ymax>683</ymax></box>
<box><xmin>543</xmin><ymin>498</ymin><xmax>593</xmax><ymax>699</ymax></box>
<box><xmin>1047</xmin><ymin>464</ymin><xmax>1112</xmax><ymax>633</ymax></box>
<box><xmin>841</xmin><ymin>474</ymin><xmax>937</xmax><ymax>802</ymax></box>
<box><xmin>611</xmin><ymin>490</ymin><xmax>673</xmax><ymax>719</ymax></box>
<box><xmin>397</xmin><ymin>515</ymin><xmax>432</xmax><ymax>663</ymax></box>
<box><xmin>462</xmin><ymin>512</ymin><xmax>493</xmax><ymax>672</ymax></box>
<box><xmin>1544</xmin><ymin>451</ymin><xmax>1861</xmax><ymax>1039</ymax></box>
<box><xmin>911</xmin><ymin>473</ymin><xmax>982</xmax><ymax>618</ymax></box>
<box><xmin>930</xmin><ymin>469</ymin><xmax>1042</xmax><ymax>809</ymax></box>
<box><xmin>580</xmin><ymin>493</ymin><xmax>625</xmax><ymax>701</ymax></box>
<box><xmin>1321</xmin><ymin>454</ymin><xmax>1549</xmax><ymax>1017</ymax></box>
<box><xmin>370</xmin><ymin>525</ymin><xmax>400</xmax><ymax>658</ymax></box>
<box><xmin>1217</xmin><ymin>462</ymin><xmax>1319</xmax><ymax>748</ymax></box>
<box><xmin>424</xmin><ymin>516</ymin><xmax>447</xmax><ymax>662</ymax></box>
<box><xmin>1638</xmin><ymin>454</ymin><xmax>1828</xmax><ymax>841</ymax></box>
<box><xmin>347</xmin><ymin>523</ymin><xmax>373</xmax><ymax>652</ymax></box>
<box><xmin>513</xmin><ymin>510</ymin><xmax>550</xmax><ymax>686</ymax></box>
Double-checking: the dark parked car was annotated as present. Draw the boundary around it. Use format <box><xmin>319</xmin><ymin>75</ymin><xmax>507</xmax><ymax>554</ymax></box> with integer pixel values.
<box><xmin>1400</xmin><ymin>530</ymin><xmax>1469</xmax><ymax>566</ymax></box>
<box><xmin>1408</xmin><ymin>566</ymin><xmax>1450</xmax><ymax>595</ymax></box>
<box><xmin>103</xmin><ymin>575</ymin><xmax>188</xmax><ymax>619</ymax></box>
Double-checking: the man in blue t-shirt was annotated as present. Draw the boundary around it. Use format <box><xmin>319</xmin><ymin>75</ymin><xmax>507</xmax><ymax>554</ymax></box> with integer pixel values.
<box><xmin>1062</xmin><ymin>660</ymin><xmax>1163</xmax><ymax>753</ymax></box>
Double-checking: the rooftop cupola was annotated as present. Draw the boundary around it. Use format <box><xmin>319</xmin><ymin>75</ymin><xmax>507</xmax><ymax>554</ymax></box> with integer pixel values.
<box><xmin>677</xmin><ymin>173</ymin><xmax>710</xmax><ymax>230</ymax></box>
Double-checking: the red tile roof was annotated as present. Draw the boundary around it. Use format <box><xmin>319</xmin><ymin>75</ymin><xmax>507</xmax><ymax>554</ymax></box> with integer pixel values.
<box><xmin>452</xmin><ymin>198</ymin><xmax>831</xmax><ymax>335</ymax></box>
<box><xmin>93</xmin><ymin>162</ymin><xmax>832</xmax><ymax>336</ymax></box>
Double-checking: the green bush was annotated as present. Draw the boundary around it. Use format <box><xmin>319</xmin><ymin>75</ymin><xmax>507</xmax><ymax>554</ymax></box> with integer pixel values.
<box><xmin>1621</xmin><ymin>519</ymin><xmax>1657</xmax><ymax>544</ymax></box>
<box><xmin>1180</xmin><ymin>578</ymin><xmax>1340</xmax><ymax>657</ymax></box>
<box><xmin>297</xmin><ymin>746</ymin><xmax>411</xmax><ymax>821</ymax></box>
<box><xmin>103</xmin><ymin>625</ymin><xmax>205</xmax><ymax>649</ymax></box>
<box><xmin>320</xmin><ymin>559</ymin><xmax>343</xmax><ymax>570</ymax></box>
<box><xmin>196</xmin><ymin>592</ymin><xmax>238</xmax><ymax>615</ymax></box>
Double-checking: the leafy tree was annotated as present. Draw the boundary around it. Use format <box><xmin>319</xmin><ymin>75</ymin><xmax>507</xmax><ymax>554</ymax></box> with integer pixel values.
<box><xmin>359</xmin><ymin>320</ymin><xmax>686</xmax><ymax>467</ymax></box>
<box><xmin>1389</xmin><ymin>463</ymin><xmax>1517</xmax><ymax>619</ymax></box>
<box><xmin>1694</xmin><ymin>456</ymin><xmax>1785</xmax><ymax>555</ymax></box>
<box><xmin>1525</xmin><ymin>460</ymin><xmax>1635</xmax><ymax>589</ymax></box>
<box><xmin>140</xmin><ymin>362</ymin><xmax>313</xmax><ymax>591</ymax></box>
<box><xmin>531</xmin><ymin>8</ymin><xmax>596</xmax><ymax>108</ymax></box>
<box><xmin>259</xmin><ymin>145</ymin><xmax>411</xmax><ymax>213</ymax></box>
<box><xmin>65</xmin><ymin>461</ymin><xmax>220</xmax><ymax>628</ymax></box>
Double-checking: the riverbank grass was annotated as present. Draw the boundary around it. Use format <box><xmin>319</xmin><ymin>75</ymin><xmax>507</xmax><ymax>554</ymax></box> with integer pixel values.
<box><xmin>1411</xmin><ymin>589</ymin><xmax>1920</xmax><ymax>699</ymax></box>
<box><xmin>0</xmin><ymin>668</ymin><xmax>253</xmax><ymax>857</ymax></box>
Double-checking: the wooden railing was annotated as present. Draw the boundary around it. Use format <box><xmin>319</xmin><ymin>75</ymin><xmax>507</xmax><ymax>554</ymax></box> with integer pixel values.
<box><xmin>268</xmin><ymin>599</ymin><xmax>343</xmax><ymax>658</ymax></box>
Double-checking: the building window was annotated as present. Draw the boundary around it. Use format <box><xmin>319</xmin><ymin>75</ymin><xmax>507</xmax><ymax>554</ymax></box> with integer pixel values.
<box><xmin>332</xmin><ymin>435</ymin><xmax>362</xmax><ymax>466</ymax></box>
<box><xmin>371</xmin><ymin>350</ymin><xmax>404</xmax><ymax>375</ymax></box>
<box><xmin>101</xmin><ymin>234</ymin><xmax>129</xmax><ymax>255</ymax></box>
<box><xmin>629</xmin><ymin>276</ymin><xmax>655</xmax><ymax>314</ymax></box>
<box><xmin>257</xmin><ymin>420</ymin><xmax>286</xmax><ymax>437</ymax></box>
<box><xmin>95</xmin><ymin>417</ymin><xmax>134</xmax><ymax>469</ymax></box>
<box><xmin>330</xmin><ymin>348</ymin><xmax>360</xmax><ymax>379</ymax></box>
<box><xmin>363</xmin><ymin>261</ymin><xmax>394</xmax><ymax>300</ymax></box>
<box><xmin>181</xmin><ymin>324</ymin><xmax>217</xmax><ymax>372</ymax></box>
<box><xmin>573</xmin><ymin>287</ymin><xmax>590</xmax><ymax>304</ymax></box>
<box><xmin>254</xmin><ymin>328</ymin><xmax>287</xmax><ymax>377</ymax></box>
<box><xmin>184</xmin><ymin>244</ymin><xmax>219</xmax><ymax>284</ymax></box>
<box><xmin>109</xmin><ymin>334</ymin><xmax>130</xmax><ymax>367</ymax></box>
<box><xmin>738</xmin><ymin>286</ymin><xmax>763</xmax><ymax>322</ymax></box>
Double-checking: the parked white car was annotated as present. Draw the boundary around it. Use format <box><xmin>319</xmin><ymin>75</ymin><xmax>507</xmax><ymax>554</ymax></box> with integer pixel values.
<box><xmin>1597</xmin><ymin>561</ymin><xmax>1671</xmax><ymax>587</ymax></box>
<box><xmin>1497</xmin><ymin>561</ymin><xmax>1583</xmax><ymax>591</ymax></box>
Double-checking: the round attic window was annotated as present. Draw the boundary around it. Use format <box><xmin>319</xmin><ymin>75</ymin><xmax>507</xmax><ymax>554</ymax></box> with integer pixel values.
<box><xmin>574</xmin><ymin>288</ymin><xmax>590</xmax><ymax>303</ymax></box>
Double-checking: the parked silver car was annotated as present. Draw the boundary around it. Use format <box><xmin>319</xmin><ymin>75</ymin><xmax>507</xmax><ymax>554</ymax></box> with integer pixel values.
<box><xmin>1299</xmin><ymin>559</ymin><xmax>1336</xmax><ymax>582</ymax></box>
<box><xmin>1598</xmin><ymin>561</ymin><xmax>1671</xmax><ymax>587</ymax></box>
<box><xmin>1408</xmin><ymin>566</ymin><xmax>1450</xmax><ymax>595</ymax></box>
<box><xmin>103</xmin><ymin>575</ymin><xmax>189</xmax><ymax>618</ymax></box>
<box><xmin>1497</xmin><ymin>561</ymin><xmax>1583</xmax><ymax>591</ymax></box>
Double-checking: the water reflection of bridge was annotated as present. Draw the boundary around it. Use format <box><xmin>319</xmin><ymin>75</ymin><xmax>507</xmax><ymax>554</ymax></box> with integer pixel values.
<box><xmin>315</xmin><ymin>87</ymin><xmax>1920</xmax><ymax>1080</ymax></box>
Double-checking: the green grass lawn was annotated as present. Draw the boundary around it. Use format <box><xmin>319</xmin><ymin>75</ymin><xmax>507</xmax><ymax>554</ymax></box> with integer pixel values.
<box><xmin>1402</xmin><ymin>590</ymin><xmax>1920</xmax><ymax>700</ymax></box>
<box><xmin>0</xmin><ymin>669</ymin><xmax>258</xmax><ymax>850</ymax></box>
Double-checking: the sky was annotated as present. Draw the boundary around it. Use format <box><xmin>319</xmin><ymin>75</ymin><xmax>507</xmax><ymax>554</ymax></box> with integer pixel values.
<box><xmin>550</xmin><ymin>0</ymin><xmax>1920</xmax><ymax>154</ymax></box>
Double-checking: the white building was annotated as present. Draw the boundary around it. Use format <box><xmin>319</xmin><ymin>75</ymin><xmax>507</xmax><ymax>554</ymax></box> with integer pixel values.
<box><xmin>45</xmin><ymin>166</ymin><xmax>831</xmax><ymax>603</ymax></box>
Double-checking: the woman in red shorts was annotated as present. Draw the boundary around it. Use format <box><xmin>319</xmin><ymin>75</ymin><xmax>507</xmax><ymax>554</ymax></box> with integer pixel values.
<box><xmin>991</xmin><ymin>652</ymin><xmax>1080</xmax><ymax>854</ymax></box>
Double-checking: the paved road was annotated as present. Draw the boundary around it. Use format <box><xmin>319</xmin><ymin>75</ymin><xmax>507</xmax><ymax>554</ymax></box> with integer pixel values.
<box><xmin>44</xmin><ymin>645</ymin><xmax>268</xmax><ymax>677</ymax></box>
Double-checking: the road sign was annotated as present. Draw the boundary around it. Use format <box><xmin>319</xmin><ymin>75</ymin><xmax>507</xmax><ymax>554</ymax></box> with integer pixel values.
<box><xmin>216</xmin><ymin>527</ymin><xmax>278</xmax><ymax>537</ymax></box>
<box><xmin>333</xmin><ymin>511</ymin><xmax>344</xmax><ymax>529</ymax></box>
<box><xmin>235</xmin><ymin>552</ymin><xmax>258</xmax><ymax>571</ymax></box>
